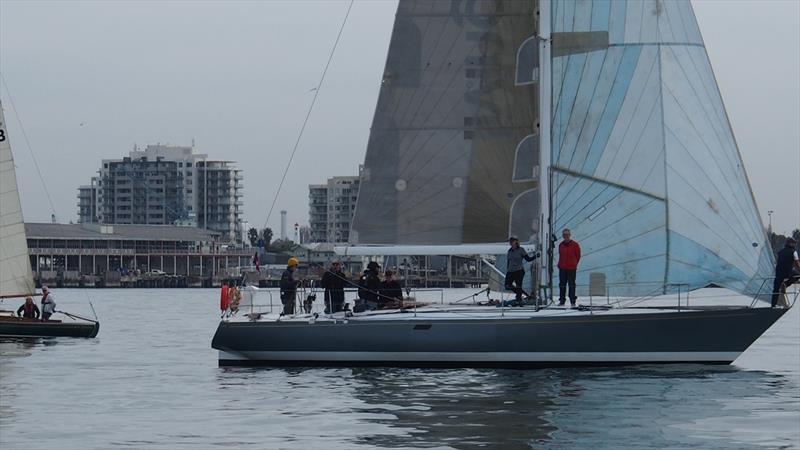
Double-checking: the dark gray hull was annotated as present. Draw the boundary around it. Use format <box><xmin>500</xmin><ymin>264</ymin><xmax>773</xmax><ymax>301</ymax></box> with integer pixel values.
<box><xmin>0</xmin><ymin>317</ymin><xmax>99</xmax><ymax>338</ymax></box>
<box><xmin>212</xmin><ymin>307</ymin><xmax>787</xmax><ymax>367</ymax></box>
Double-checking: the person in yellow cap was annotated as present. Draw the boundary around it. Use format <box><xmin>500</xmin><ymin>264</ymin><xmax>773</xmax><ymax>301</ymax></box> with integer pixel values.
<box><xmin>280</xmin><ymin>257</ymin><xmax>301</xmax><ymax>315</ymax></box>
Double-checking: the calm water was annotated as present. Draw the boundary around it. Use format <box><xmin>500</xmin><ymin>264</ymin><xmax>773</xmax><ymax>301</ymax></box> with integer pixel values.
<box><xmin>0</xmin><ymin>289</ymin><xmax>798</xmax><ymax>450</ymax></box>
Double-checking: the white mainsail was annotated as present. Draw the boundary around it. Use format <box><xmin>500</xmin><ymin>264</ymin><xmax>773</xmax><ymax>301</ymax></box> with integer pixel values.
<box><xmin>0</xmin><ymin>100</ymin><xmax>36</xmax><ymax>298</ymax></box>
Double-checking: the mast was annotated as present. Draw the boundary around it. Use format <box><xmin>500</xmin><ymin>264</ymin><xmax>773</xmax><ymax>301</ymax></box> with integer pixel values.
<box><xmin>538</xmin><ymin>0</ymin><xmax>552</xmax><ymax>300</ymax></box>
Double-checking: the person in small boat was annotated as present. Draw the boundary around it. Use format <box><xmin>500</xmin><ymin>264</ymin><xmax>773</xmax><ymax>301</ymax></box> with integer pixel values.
<box><xmin>557</xmin><ymin>229</ymin><xmax>581</xmax><ymax>307</ymax></box>
<box><xmin>280</xmin><ymin>257</ymin><xmax>301</xmax><ymax>315</ymax></box>
<box><xmin>506</xmin><ymin>236</ymin><xmax>537</xmax><ymax>305</ymax></box>
<box><xmin>321</xmin><ymin>259</ymin><xmax>347</xmax><ymax>314</ymax></box>
<box><xmin>380</xmin><ymin>270</ymin><xmax>403</xmax><ymax>302</ymax></box>
<box><xmin>40</xmin><ymin>286</ymin><xmax>56</xmax><ymax>321</ymax></box>
<box><xmin>772</xmin><ymin>237</ymin><xmax>800</xmax><ymax>307</ymax></box>
<box><xmin>16</xmin><ymin>296</ymin><xmax>40</xmax><ymax>319</ymax></box>
<box><xmin>356</xmin><ymin>261</ymin><xmax>383</xmax><ymax>311</ymax></box>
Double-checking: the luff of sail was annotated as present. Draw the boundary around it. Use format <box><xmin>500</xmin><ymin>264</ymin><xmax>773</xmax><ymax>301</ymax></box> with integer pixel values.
<box><xmin>351</xmin><ymin>0</ymin><xmax>542</xmax><ymax>245</ymax></box>
<box><xmin>548</xmin><ymin>0</ymin><xmax>772</xmax><ymax>295</ymax></box>
<box><xmin>0</xmin><ymin>100</ymin><xmax>36</xmax><ymax>298</ymax></box>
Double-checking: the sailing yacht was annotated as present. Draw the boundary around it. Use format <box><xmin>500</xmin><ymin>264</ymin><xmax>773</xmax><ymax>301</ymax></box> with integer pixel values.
<box><xmin>0</xmin><ymin>100</ymin><xmax>99</xmax><ymax>338</ymax></box>
<box><xmin>212</xmin><ymin>0</ymin><xmax>792</xmax><ymax>366</ymax></box>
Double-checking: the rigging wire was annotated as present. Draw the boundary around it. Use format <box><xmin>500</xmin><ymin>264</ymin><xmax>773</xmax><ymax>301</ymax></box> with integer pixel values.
<box><xmin>0</xmin><ymin>72</ymin><xmax>58</xmax><ymax>220</ymax></box>
<box><xmin>262</xmin><ymin>0</ymin><xmax>354</xmax><ymax>230</ymax></box>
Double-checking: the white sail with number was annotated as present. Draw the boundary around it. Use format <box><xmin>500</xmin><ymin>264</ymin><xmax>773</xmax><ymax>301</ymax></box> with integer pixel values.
<box><xmin>0</xmin><ymin>100</ymin><xmax>36</xmax><ymax>298</ymax></box>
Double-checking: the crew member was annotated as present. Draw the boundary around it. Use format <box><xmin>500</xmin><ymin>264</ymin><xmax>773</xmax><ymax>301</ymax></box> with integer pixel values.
<box><xmin>557</xmin><ymin>229</ymin><xmax>581</xmax><ymax>307</ymax></box>
<box><xmin>506</xmin><ymin>236</ymin><xmax>537</xmax><ymax>305</ymax></box>
<box><xmin>17</xmin><ymin>296</ymin><xmax>40</xmax><ymax>319</ymax></box>
<box><xmin>40</xmin><ymin>285</ymin><xmax>56</xmax><ymax>321</ymax></box>
<box><xmin>321</xmin><ymin>259</ymin><xmax>347</xmax><ymax>314</ymax></box>
<box><xmin>772</xmin><ymin>237</ymin><xmax>800</xmax><ymax>308</ymax></box>
<box><xmin>358</xmin><ymin>261</ymin><xmax>383</xmax><ymax>309</ymax></box>
<box><xmin>280</xmin><ymin>257</ymin><xmax>301</xmax><ymax>315</ymax></box>
<box><xmin>380</xmin><ymin>270</ymin><xmax>403</xmax><ymax>302</ymax></box>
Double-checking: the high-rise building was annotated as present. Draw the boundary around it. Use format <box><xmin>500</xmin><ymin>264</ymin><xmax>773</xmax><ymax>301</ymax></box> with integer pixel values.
<box><xmin>77</xmin><ymin>144</ymin><xmax>243</xmax><ymax>242</ymax></box>
<box><xmin>308</xmin><ymin>175</ymin><xmax>359</xmax><ymax>243</ymax></box>
<box><xmin>77</xmin><ymin>182</ymin><xmax>99</xmax><ymax>224</ymax></box>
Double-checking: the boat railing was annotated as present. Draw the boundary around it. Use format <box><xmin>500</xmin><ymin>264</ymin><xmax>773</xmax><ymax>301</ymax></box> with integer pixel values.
<box><xmin>545</xmin><ymin>280</ymin><xmax>787</xmax><ymax>313</ymax></box>
<box><xmin>232</xmin><ymin>285</ymin><xmax>446</xmax><ymax>319</ymax></box>
<box><xmin>748</xmin><ymin>276</ymin><xmax>799</xmax><ymax>309</ymax></box>
<box><xmin>577</xmin><ymin>282</ymin><xmax>683</xmax><ymax>314</ymax></box>
<box><xmin>547</xmin><ymin>281</ymin><xmax>691</xmax><ymax>312</ymax></box>
<box><xmin>405</xmin><ymin>288</ymin><xmax>445</xmax><ymax>305</ymax></box>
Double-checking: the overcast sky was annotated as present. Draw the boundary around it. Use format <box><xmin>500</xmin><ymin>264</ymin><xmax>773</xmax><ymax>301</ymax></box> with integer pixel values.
<box><xmin>1</xmin><ymin>0</ymin><xmax>798</xmax><ymax>235</ymax></box>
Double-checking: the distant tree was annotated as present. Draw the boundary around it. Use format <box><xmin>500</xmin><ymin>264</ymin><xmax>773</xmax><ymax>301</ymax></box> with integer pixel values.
<box><xmin>268</xmin><ymin>238</ymin><xmax>295</xmax><ymax>253</ymax></box>
<box><xmin>247</xmin><ymin>227</ymin><xmax>259</xmax><ymax>247</ymax></box>
<box><xmin>260</xmin><ymin>228</ymin><xmax>274</xmax><ymax>249</ymax></box>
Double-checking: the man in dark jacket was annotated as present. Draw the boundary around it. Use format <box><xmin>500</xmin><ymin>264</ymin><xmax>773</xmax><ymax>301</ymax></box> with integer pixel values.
<box><xmin>772</xmin><ymin>237</ymin><xmax>800</xmax><ymax>307</ymax></box>
<box><xmin>280</xmin><ymin>257</ymin><xmax>301</xmax><ymax>315</ymax></box>
<box><xmin>357</xmin><ymin>261</ymin><xmax>383</xmax><ymax>310</ymax></box>
<box><xmin>380</xmin><ymin>270</ymin><xmax>403</xmax><ymax>302</ymax></box>
<box><xmin>506</xmin><ymin>236</ymin><xmax>537</xmax><ymax>305</ymax></box>
<box><xmin>17</xmin><ymin>296</ymin><xmax>40</xmax><ymax>319</ymax></box>
<box><xmin>321</xmin><ymin>260</ymin><xmax>347</xmax><ymax>314</ymax></box>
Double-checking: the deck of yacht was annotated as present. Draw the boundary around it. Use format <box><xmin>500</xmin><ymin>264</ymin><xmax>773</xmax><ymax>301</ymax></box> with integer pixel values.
<box><xmin>224</xmin><ymin>286</ymin><xmax>789</xmax><ymax>324</ymax></box>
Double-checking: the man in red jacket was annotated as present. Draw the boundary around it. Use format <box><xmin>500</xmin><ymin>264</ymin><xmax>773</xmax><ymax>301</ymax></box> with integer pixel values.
<box><xmin>557</xmin><ymin>228</ymin><xmax>581</xmax><ymax>307</ymax></box>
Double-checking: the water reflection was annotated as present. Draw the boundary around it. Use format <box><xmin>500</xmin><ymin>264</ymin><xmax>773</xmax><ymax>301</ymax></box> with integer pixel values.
<box><xmin>0</xmin><ymin>336</ymin><xmax>60</xmax><ymax>352</ymax></box>
<box><xmin>0</xmin><ymin>338</ymin><xmax>58</xmax><ymax>425</ymax></box>
<box><xmin>348</xmin><ymin>368</ymin><xmax>560</xmax><ymax>449</ymax></box>
<box><xmin>211</xmin><ymin>364</ymin><xmax>796</xmax><ymax>450</ymax></box>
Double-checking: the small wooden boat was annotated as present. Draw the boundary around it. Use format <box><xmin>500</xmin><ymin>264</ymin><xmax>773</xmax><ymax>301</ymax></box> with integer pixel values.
<box><xmin>0</xmin><ymin>314</ymin><xmax>99</xmax><ymax>338</ymax></box>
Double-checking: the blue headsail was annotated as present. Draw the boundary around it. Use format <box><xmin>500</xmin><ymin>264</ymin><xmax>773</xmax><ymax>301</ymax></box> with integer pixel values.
<box><xmin>549</xmin><ymin>0</ymin><xmax>773</xmax><ymax>295</ymax></box>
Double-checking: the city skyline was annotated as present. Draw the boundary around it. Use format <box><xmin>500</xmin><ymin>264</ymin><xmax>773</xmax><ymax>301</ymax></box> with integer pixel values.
<box><xmin>1</xmin><ymin>0</ymin><xmax>798</xmax><ymax>235</ymax></box>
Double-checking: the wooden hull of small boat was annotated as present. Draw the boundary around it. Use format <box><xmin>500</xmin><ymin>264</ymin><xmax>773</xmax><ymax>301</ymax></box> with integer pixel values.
<box><xmin>0</xmin><ymin>316</ymin><xmax>99</xmax><ymax>338</ymax></box>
